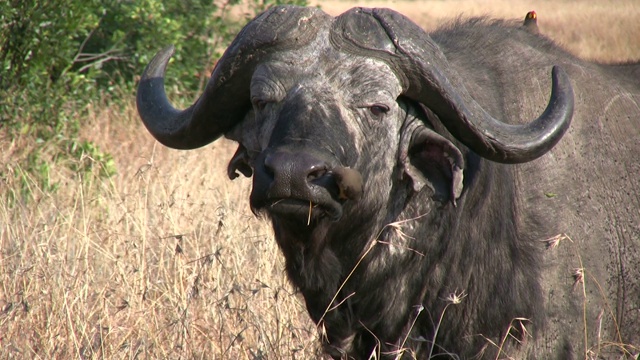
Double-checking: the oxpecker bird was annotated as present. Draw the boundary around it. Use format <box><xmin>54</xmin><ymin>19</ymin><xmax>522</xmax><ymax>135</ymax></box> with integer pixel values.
<box><xmin>523</xmin><ymin>10</ymin><xmax>539</xmax><ymax>34</ymax></box>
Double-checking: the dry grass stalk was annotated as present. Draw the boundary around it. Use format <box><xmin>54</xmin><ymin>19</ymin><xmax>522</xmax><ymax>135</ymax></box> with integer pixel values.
<box><xmin>540</xmin><ymin>233</ymin><xmax>572</xmax><ymax>249</ymax></box>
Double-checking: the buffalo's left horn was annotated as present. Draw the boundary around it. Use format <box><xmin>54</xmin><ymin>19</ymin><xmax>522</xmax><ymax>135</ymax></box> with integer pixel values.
<box><xmin>331</xmin><ymin>8</ymin><xmax>573</xmax><ymax>164</ymax></box>
<box><xmin>137</xmin><ymin>6</ymin><xmax>329</xmax><ymax>150</ymax></box>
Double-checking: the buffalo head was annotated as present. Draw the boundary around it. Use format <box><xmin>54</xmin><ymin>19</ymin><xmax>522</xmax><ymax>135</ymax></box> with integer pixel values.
<box><xmin>137</xmin><ymin>6</ymin><xmax>572</xmax><ymax>227</ymax></box>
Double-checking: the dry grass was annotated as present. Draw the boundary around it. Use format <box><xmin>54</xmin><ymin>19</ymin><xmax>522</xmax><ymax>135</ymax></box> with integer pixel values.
<box><xmin>1</xmin><ymin>101</ymin><xmax>318</xmax><ymax>358</ymax></box>
<box><xmin>2</xmin><ymin>1</ymin><xmax>640</xmax><ymax>359</ymax></box>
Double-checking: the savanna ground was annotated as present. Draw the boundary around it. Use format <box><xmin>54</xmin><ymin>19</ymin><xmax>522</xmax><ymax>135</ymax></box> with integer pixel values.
<box><xmin>1</xmin><ymin>0</ymin><xmax>639</xmax><ymax>359</ymax></box>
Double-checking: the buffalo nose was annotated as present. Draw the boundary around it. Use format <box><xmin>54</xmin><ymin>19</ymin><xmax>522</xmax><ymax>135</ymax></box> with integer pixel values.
<box><xmin>263</xmin><ymin>151</ymin><xmax>329</xmax><ymax>190</ymax></box>
<box><xmin>250</xmin><ymin>149</ymin><xmax>363</xmax><ymax>220</ymax></box>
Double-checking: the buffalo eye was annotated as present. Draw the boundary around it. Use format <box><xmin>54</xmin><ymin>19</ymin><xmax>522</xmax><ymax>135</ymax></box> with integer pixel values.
<box><xmin>369</xmin><ymin>104</ymin><xmax>389</xmax><ymax>117</ymax></box>
<box><xmin>253</xmin><ymin>98</ymin><xmax>270</xmax><ymax>111</ymax></box>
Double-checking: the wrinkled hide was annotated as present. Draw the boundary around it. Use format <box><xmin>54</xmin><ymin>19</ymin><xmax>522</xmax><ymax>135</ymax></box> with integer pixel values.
<box><xmin>137</xmin><ymin>6</ymin><xmax>640</xmax><ymax>359</ymax></box>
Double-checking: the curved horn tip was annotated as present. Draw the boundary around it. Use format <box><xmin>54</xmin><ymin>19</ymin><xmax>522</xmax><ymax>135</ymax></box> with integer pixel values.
<box><xmin>504</xmin><ymin>65</ymin><xmax>574</xmax><ymax>164</ymax></box>
<box><xmin>551</xmin><ymin>65</ymin><xmax>572</xmax><ymax>93</ymax></box>
<box><xmin>142</xmin><ymin>45</ymin><xmax>176</xmax><ymax>80</ymax></box>
<box><xmin>547</xmin><ymin>64</ymin><xmax>574</xmax><ymax>133</ymax></box>
<box><xmin>468</xmin><ymin>65</ymin><xmax>574</xmax><ymax>165</ymax></box>
<box><xmin>137</xmin><ymin>45</ymin><xmax>195</xmax><ymax>150</ymax></box>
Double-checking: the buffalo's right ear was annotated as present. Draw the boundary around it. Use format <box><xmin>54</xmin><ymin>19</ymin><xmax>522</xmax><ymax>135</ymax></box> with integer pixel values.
<box><xmin>400</xmin><ymin>126</ymin><xmax>465</xmax><ymax>205</ymax></box>
<box><xmin>228</xmin><ymin>144</ymin><xmax>253</xmax><ymax>180</ymax></box>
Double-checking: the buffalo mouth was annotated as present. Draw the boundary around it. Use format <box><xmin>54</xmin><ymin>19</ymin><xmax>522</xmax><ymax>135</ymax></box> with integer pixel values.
<box><xmin>252</xmin><ymin>196</ymin><xmax>344</xmax><ymax>222</ymax></box>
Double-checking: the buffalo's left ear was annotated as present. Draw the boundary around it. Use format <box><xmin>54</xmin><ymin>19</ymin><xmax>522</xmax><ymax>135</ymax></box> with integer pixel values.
<box><xmin>400</xmin><ymin>126</ymin><xmax>465</xmax><ymax>205</ymax></box>
<box><xmin>228</xmin><ymin>144</ymin><xmax>253</xmax><ymax>180</ymax></box>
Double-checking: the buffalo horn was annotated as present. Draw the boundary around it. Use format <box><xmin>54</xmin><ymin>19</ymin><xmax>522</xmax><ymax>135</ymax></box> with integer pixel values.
<box><xmin>331</xmin><ymin>8</ymin><xmax>574</xmax><ymax>164</ymax></box>
<box><xmin>137</xmin><ymin>6</ymin><xmax>328</xmax><ymax>150</ymax></box>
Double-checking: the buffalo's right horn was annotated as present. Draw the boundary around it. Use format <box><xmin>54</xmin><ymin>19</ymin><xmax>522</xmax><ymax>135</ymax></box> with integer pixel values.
<box><xmin>137</xmin><ymin>6</ymin><xmax>329</xmax><ymax>150</ymax></box>
<box><xmin>330</xmin><ymin>8</ymin><xmax>573</xmax><ymax>164</ymax></box>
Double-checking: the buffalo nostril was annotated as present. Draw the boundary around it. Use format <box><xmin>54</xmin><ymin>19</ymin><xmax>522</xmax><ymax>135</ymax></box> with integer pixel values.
<box><xmin>264</xmin><ymin>164</ymin><xmax>275</xmax><ymax>179</ymax></box>
<box><xmin>307</xmin><ymin>167</ymin><xmax>327</xmax><ymax>181</ymax></box>
<box><xmin>264</xmin><ymin>151</ymin><xmax>328</xmax><ymax>184</ymax></box>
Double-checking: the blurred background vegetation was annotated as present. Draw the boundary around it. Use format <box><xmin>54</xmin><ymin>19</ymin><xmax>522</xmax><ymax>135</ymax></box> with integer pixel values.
<box><xmin>0</xmin><ymin>0</ymin><xmax>307</xmax><ymax>202</ymax></box>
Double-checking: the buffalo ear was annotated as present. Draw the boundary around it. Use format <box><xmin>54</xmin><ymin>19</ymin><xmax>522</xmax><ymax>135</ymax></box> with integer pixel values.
<box><xmin>227</xmin><ymin>144</ymin><xmax>253</xmax><ymax>180</ymax></box>
<box><xmin>401</xmin><ymin>126</ymin><xmax>464</xmax><ymax>205</ymax></box>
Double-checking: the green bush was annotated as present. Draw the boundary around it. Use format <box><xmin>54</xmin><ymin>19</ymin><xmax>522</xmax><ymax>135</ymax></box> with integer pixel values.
<box><xmin>0</xmin><ymin>0</ymin><xmax>307</xmax><ymax>202</ymax></box>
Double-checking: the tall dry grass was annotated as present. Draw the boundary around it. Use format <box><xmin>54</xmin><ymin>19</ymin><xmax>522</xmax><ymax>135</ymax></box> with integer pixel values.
<box><xmin>1</xmin><ymin>100</ymin><xmax>318</xmax><ymax>358</ymax></box>
<box><xmin>2</xmin><ymin>1</ymin><xmax>639</xmax><ymax>359</ymax></box>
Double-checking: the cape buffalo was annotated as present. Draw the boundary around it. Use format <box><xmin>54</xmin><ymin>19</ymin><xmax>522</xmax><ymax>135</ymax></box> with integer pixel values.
<box><xmin>136</xmin><ymin>6</ymin><xmax>640</xmax><ymax>359</ymax></box>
